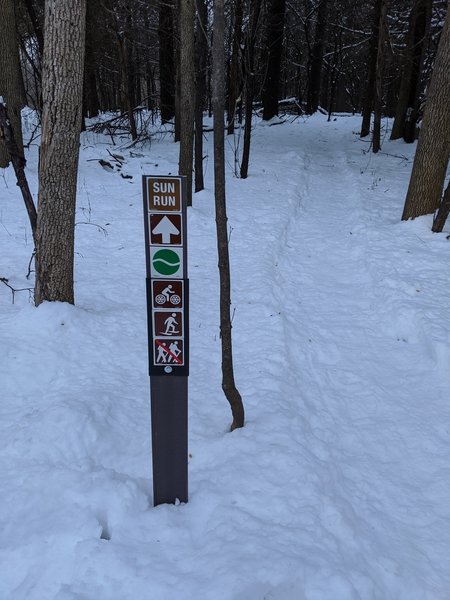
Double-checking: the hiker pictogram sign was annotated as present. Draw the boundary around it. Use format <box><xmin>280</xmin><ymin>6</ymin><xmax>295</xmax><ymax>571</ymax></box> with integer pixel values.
<box><xmin>154</xmin><ymin>310</ymin><xmax>183</xmax><ymax>337</ymax></box>
<box><xmin>150</xmin><ymin>214</ymin><xmax>182</xmax><ymax>245</ymax></box>
<box><xmin>152</xmin><ymin>280</ymin><xmax>183</xmax><ymax>309</ymax></box>
<box><xmin>154</xmin><ymin>339</ymin><xmax>184</xmax><ymax>366</ymax></box>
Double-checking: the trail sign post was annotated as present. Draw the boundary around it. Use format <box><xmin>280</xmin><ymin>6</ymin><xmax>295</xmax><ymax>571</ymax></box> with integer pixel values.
<box><xmin>143</xmin><ymin>175</ymin><xmax>188</xmax><ymax>506</ymax></box>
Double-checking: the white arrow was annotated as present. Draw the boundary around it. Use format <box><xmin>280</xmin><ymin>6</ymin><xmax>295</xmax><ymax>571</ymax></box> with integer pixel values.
<box><xmin>152</xmin><ymin>216</ymin><xmax>180</xmax><ymax>244</ymax></box>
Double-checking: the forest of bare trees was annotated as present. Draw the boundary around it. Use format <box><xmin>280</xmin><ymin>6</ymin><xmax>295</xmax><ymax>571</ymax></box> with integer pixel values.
<box><xmin>0</xmin><ymin>0</ymin><xmax>449</xmax><ymax>434</ymax></box>
<box><xmin>1</xmin><ymin>0</ymin><xmax>447</xmax><ymax>141</ymax></box>
<box><xmin>1</xmin><ymin>0</ymin><xmax>450</xmax><ymax>283</ymax></box>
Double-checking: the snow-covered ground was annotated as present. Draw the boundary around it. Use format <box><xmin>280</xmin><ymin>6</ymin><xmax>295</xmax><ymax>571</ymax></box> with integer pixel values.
<box><xmin>1</xmin><ymin>113</ymin><xmax>449</xmax><ymax>600</ymax></box>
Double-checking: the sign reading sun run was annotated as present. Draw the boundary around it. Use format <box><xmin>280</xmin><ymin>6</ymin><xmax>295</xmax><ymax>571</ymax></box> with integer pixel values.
<box><xmin>143</xmin><ymin>175</ymin><xmax>189</xmax><ymax>376</ymax></box>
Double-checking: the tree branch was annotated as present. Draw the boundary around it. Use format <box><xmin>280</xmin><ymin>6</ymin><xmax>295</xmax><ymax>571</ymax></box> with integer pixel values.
<box><xmin>0</xmin><ymin>101</ymin><xmax>37</xmax><ymax>247</ymax></box>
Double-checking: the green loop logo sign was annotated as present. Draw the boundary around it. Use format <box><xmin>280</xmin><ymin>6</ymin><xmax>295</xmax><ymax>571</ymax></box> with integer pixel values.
<box><xmin>152</xmin><ymin>248</ymin><xmax>181</xmax><ymax>276</ymax></box>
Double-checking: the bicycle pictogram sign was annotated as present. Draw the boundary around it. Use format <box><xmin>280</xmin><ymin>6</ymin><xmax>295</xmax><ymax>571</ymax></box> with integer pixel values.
<box><xmin>152</xmin><ymin>280</ymin><xmax>183</xmax><ymax>309</ymax></box>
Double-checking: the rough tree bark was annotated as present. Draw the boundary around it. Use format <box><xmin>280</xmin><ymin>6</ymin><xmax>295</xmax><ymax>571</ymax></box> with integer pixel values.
<box><xmin>212</xmin><ymin>0</ymin><xmax>245</xmax><ymax>431</ymax></box>
<box><xmin>178</xmin><ymin>0</ymin><xmax>195</xmax><ymax>206</ymax></box>
<box><xmin>35</xmin><ymin>0</ymin><xmax>87</xmax><ymax>306</ymax></box>
<box><xmin>0</xmin><ymin>0</ymin><xmax>26</xmax><ymax>167</ymax></box>
<box><xmin>402</xmin><ymin>6</ymin><xmax>450</xmax><ymax>221</ymax></box>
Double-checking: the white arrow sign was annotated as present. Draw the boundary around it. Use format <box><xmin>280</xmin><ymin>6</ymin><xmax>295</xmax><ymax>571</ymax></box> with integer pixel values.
<box><xmin>152</xmin><ymin>216</ymin><xmax>180</xmax><ymax>244</ymax></box>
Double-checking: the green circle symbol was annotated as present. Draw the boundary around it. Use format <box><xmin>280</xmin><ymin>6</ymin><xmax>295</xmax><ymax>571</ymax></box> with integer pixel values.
<box><xmin>152</xmin><ymin>249</ymin><xmax>181</xmax><ymax>275</ymax></box>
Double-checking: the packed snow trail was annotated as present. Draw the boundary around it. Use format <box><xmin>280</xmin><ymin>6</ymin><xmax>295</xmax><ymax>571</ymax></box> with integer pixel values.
<box><xmin>0</xmin><ymin>114</ymin><xmax>449</xmax><ymax>599</ymax></box>
<box><xmin>225</xmin><ymin>116</ymin><xmax>450</xmax><ymax>598</ymax></box>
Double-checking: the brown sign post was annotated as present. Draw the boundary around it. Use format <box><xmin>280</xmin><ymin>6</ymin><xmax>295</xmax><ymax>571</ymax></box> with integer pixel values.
<box><xmin>143</xmin><ymin>175</ymin><xmax>188</xmax><ymax>506</ymax></box>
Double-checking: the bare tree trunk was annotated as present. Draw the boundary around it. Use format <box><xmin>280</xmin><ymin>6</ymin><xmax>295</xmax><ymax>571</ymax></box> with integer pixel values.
<box><xmin>432</xmin><ymin>180</ymin><xmax>450</xmax><ymax>233</ymax></box>
<box><xmin>194</xmin><ymin>0</ymin><xmax>208</xmax><ymax>192</ymax></box>
<box><xmin>372</xmin><ymin>0</ymin><xmax>386</xmax><ymax>153</ymax></box>
<box><xmin>104</xmin><ymin>1</ymin><xmax>137</xmax><ymax>139</ymax></box>
<box><xmin>262</xmin><ymin>0</ymin><xmax>286</xmax><ymax>121</ymax></box>
<box><xmin>117</xmin><ymin>25</ymin><xmax>137</xmax><ymax>140</ymax></box>
<box><xmin>390</xmin><ymin>0</ymin><xmax>432</xmax><ymax>142</ymax></box>
<box><xmin>227</xmin><ymin>0</ymin><xmax>243</xmax><ymax>134</ymax></box>
<box><xmin>212</xmin><ymin>0</ymin><xmax>245</xmax><ymax>431</ymax></box>
<box><xmin>22</xmin><ymin>0</ymin><xmax>44</xmax><ymax>57</ymax></box>
<box><xmin>174</xmin><ymin>7</ymin><xmax>181</xmax><ymax>141</ymax></box>
<box><xmin>0</xmin><ymin>101</ymin><xmax>37</xmax><ymax>244</ymax></box>
<box><xmin>159</xmin><ymin>0</ymin><xmax>176</xmax><ymax>123</ymax></box>
<box><xmin>143</xmin><ymin>5</ymin><xmax>156</xmax><ymax>113</ymax></box>
<box><xmin>360</xmin><ymin>0</ymin><xmax>381</xmax><ymax>138</ymax></box>
<box><xmin>402</xmin><ymin>6</ymin><xmax>450</xmax><ymax>221</ymax></box>
<box><xmin>0</xmin><ymin>0</ymin><xmax>26</xmax><ymax>167</ymax></box>
<box><xmin>402</xmin><ymin>0</ymin><xmax>432</xmax><ymax>144</ymax></box>
<box><xmin>84</xmin><ymin>0</ymin><xmax>100</xmax><ymax>119</ymax></box>
<box><xmin>240</xmin><ymin>0</ymin><xmax>262</xmax><ymax>179</ymax></box>
<box><xmin>178</xmin><ymin>0</ymin><xmax>195</xmax><ymax>206</ymax></box>
<box><xmin>35</xmin><ymin>0</ymin><xmax>87</xmax><ymax>306</ymax></box>
<box><xmin>306</xmin><ymin>0</ymin><xmax>328</xmax><ymax>115</ymax></box>
<box><xmin>327</xmin><ymin>27</ymin><xmax>343</xmax><ymax>121</ymax></box>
